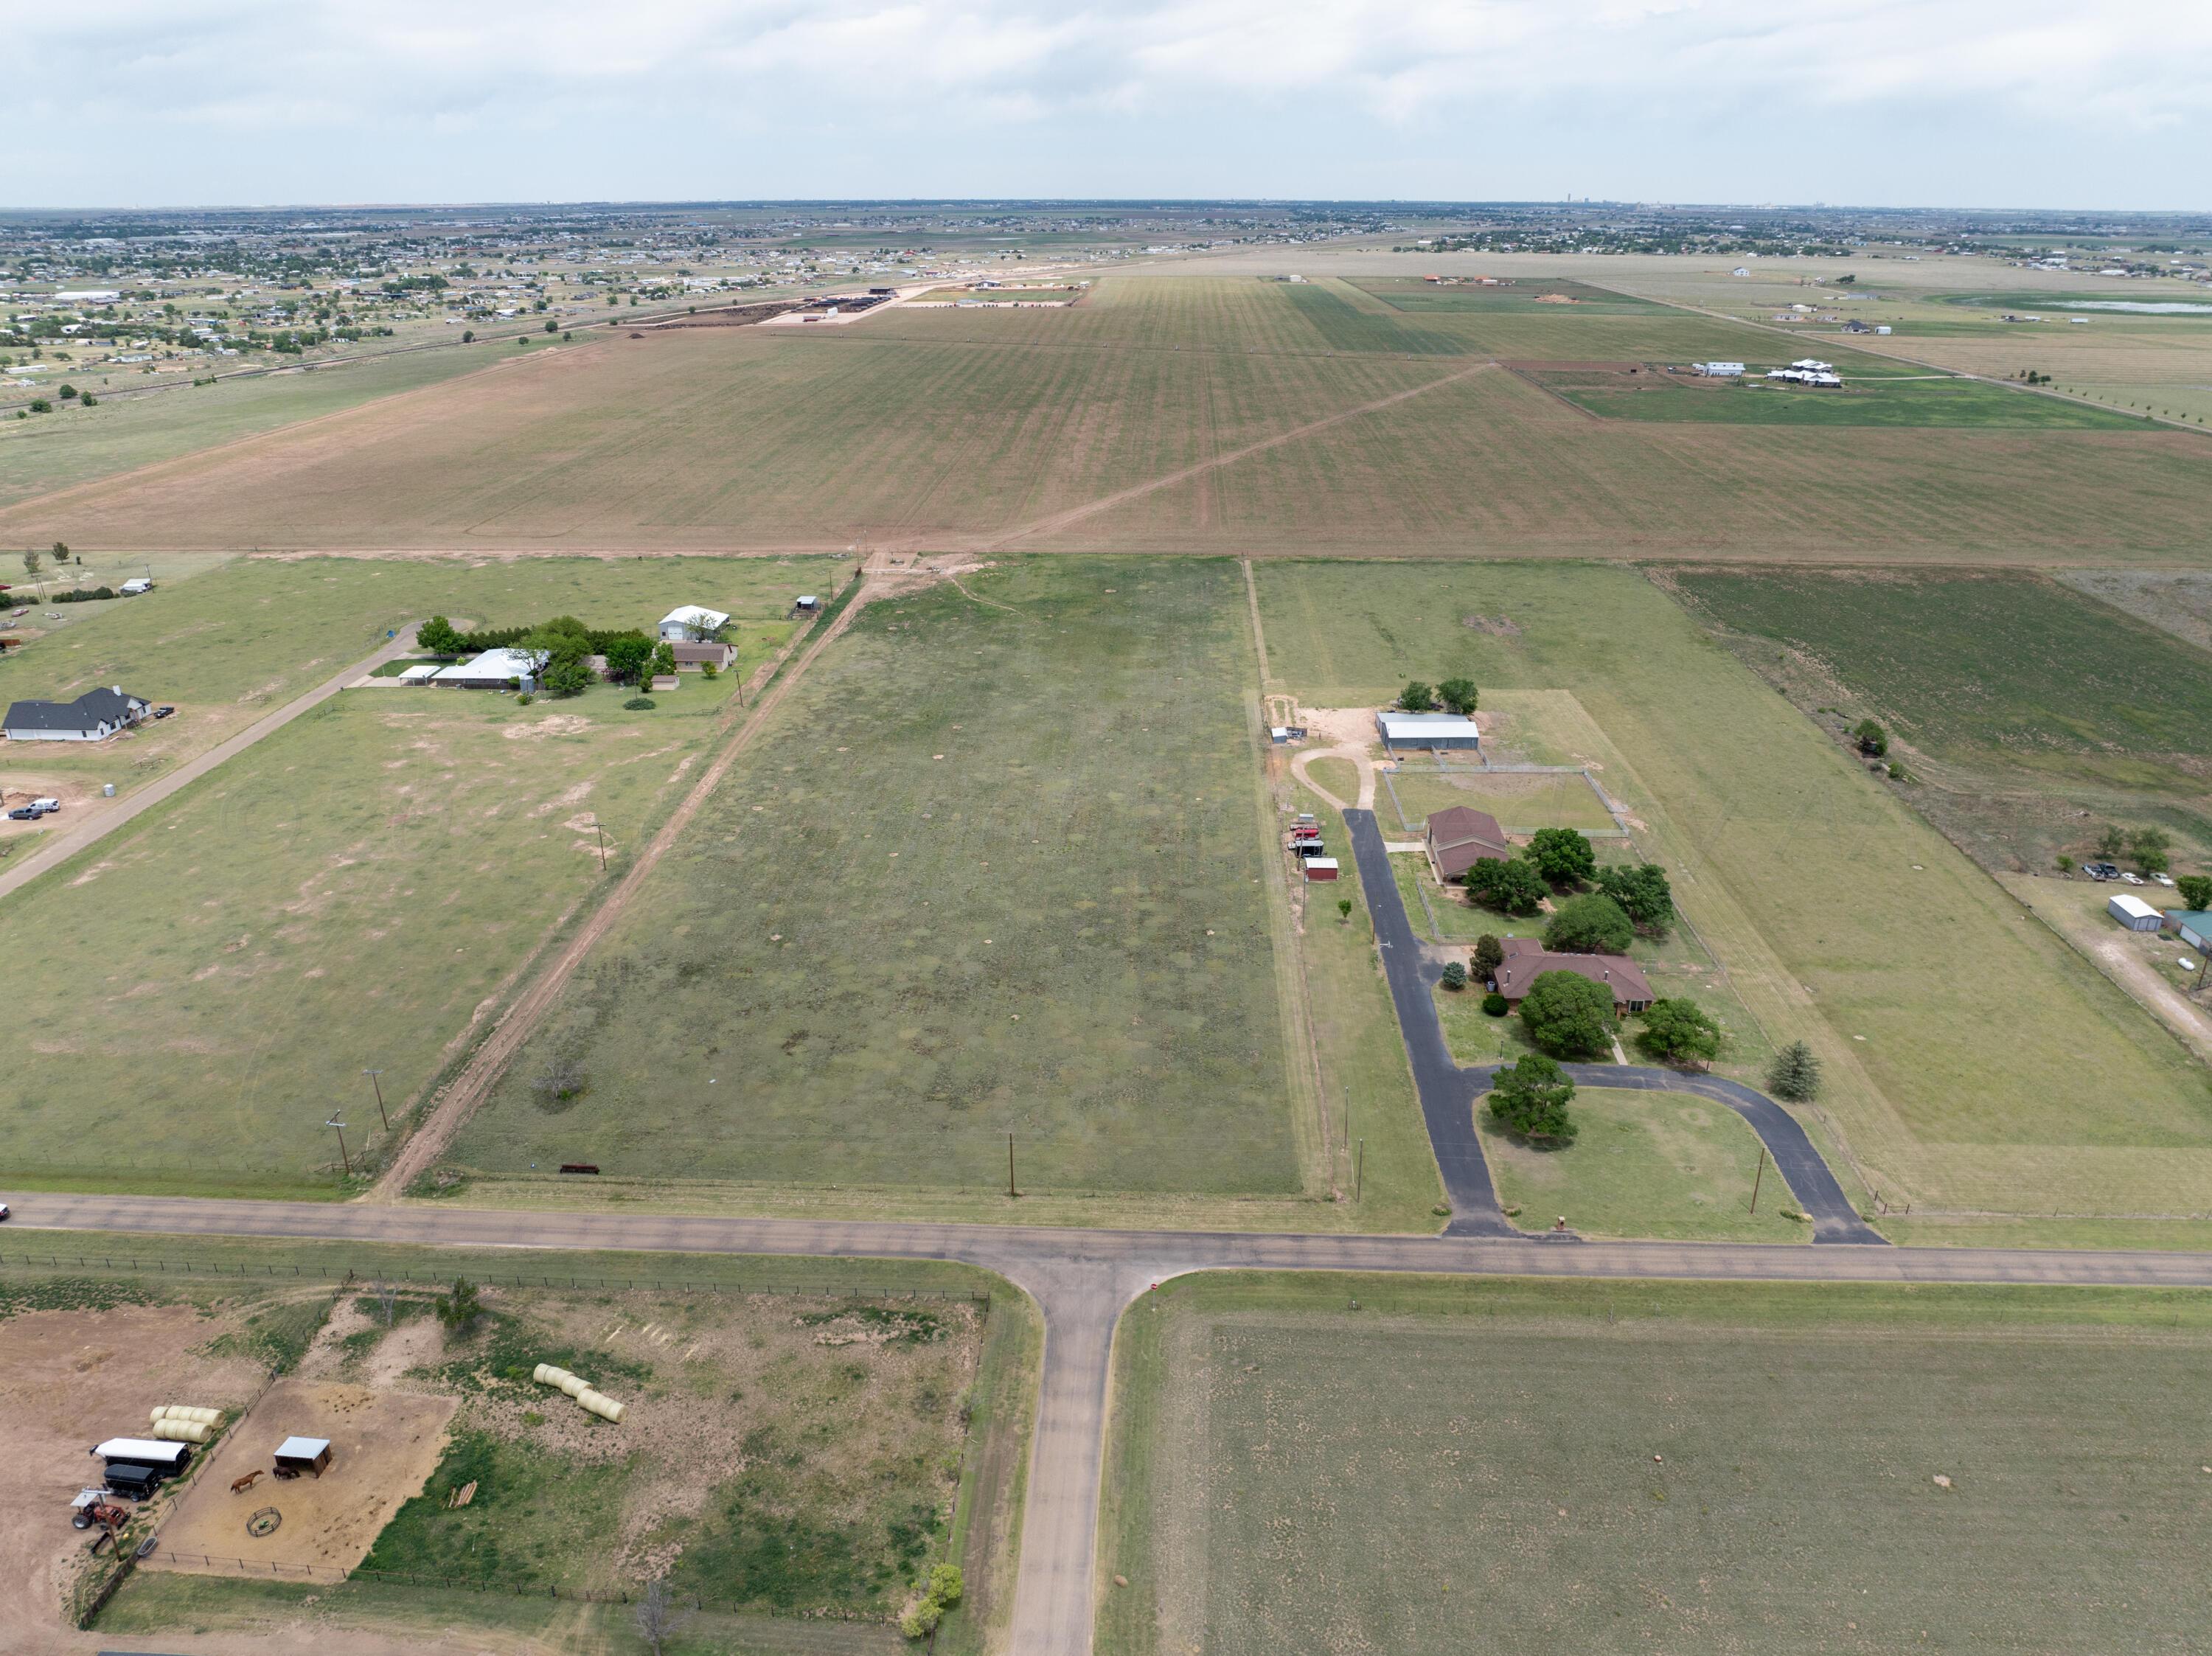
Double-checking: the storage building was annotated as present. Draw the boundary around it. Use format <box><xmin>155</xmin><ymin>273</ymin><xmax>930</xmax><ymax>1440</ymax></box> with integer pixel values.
<box><xmin>659</xmin><ymin>605</ymin><xmax>730</xmax><ymax>641</ymax></box>
<box><xmin>431</xmin><ymin>647</ymin><xmax>541</xmax><ymax>692</ymax></box>
<box><xmin>274</xmin><ymin>1436</ymin><xmax>333</xmax><ymax>1478</ymax></box>
<box><xmin>1376</xmin><ymin>712</ymin><xmax>1481</xmax><ymax>753</ymax></box>
<box><xmin>2108</xmin><ymin>893</ymin><xmax>2163</xmax><ymax>931</ymax></box>
<box><xmin>2163</xmin><ymin>909</ymin><xmax>2212</xmax><ymax>951</ymax></box>
<box><xmin>1303</xmin><ymin>857</ymin><xmax>1339</xmax><ymax>883</ymax></box>
<box><xmin>1425</xmin><ymin>806</ymin><xmax>1510</xmax><ymax>881</ymax></box>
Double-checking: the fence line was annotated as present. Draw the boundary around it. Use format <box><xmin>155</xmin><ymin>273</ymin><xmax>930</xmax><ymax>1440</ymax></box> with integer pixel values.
<box><xmin>146</xmin><ymin>1552</ymin><xmax>895</xmax><ymax>1621</ymax></box>
<box><xmin>1</xmin><ymin>1253</ymin><xmax>987</xmax><ymax>1303</ymax></box>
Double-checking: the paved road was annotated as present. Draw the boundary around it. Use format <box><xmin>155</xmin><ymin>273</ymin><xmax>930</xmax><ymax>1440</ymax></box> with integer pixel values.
<box><xmin>0</xmin><ymin>625</ymin><xmax>420</xmax><ymax>903</ymax></box>
<box><xmin>1340</xmin><ymin>808</ymin><xmax>1514</xmax><ymax>1234</ymax></box>
<box><xmin>14</xmin><ymin>1192</ymin><xmax>2212</xmax><ymax>1655</ymax></box>
<box><xmin>1342</xmin><ymin>808</ymin><xmax>1883</xmax><ymax>1243</ymax></box>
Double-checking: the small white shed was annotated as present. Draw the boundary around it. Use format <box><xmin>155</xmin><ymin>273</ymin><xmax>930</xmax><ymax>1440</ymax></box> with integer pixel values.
<box><xmin>2108</xmin><ymin>894</ymin><xmax>2163</xmax><ymax>931</ymax></box>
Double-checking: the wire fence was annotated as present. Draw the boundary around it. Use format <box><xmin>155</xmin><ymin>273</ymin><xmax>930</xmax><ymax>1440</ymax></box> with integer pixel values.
<box><xmin>143</xmin><ymin>1552</ymin><xmax>896</xmax><ymax>1622</ymax></box>
<box><xmin>0</xmin><ymin>1252</ymin><xmax>989</xmax><ymax>1304</ymax></box>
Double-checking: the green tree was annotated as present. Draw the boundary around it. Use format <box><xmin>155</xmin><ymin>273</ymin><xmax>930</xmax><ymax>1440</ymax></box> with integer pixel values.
<box><xmin>1440</xmin><ymin>961</ymin><xmax>1468</xmax><ymax>991</ymax></box>
<box><xmin>461</xmin><ymin>328</ymin><xmax>474</xmax><ymax>343</ymax></box>
<box><xmin>650</xmin><ymin>640</ymin><xmax>677</xmax><ymax>678</ymax></box>
<box><xmin>416</xmin><ymin>616</ymin><xmax>465</xmax><ymax>658</ymax></box>
<box><xmin>434</xmin><ymin>1276</ymin><xmax>482</xmax><ymax>1335</ymax></box>
<box><xmin>2129</xmin><ymin>827</ymin><xmax>2171</xmax><ymax>874</ymax></box>
<box><xmin>1767</xmin><ymin>1041</ymin><xmax>1823</xmax><ymax>1102</ymax></box>
<box><xmin>1399</xmin><ymin>681</ymin><xmax>1436</xmax><ymax>712</ymax></box>
<box><xmin>602</xmin><ymin>633</ymin><xmax>654</xmax><ymax>686</ymax></box>
<box><xmin>1543</xmin><ymin>893</ymin><xmax>1635</xmax><ymax>954</ymax></box>
<box><xmin>1336</xmin><ymin>897</ymin><xmax>1353</xmax><ymax>922</ymax></box>
<box><xmin>21</xmin><ymin>549</ymin><xmax>41</xmax><ymax>577</ymax></box>
<box><xmin>1637</xmin><ymin>998</ymin><xmax>1723</xmax><ymax>1066</ymax></box>
<box><xmin>540</xmin><ymin>655</ymin><xmax>594</xmax><ymax>698</ymax></box>
<box><xmin>1472</xmin><ymin>933</ymin><xmax>1505</xmax><ymax>981</ymax></box>
<box><xmin>1854</xmin><ymin>719</ymin><xmax>1888</xmax><ymax>756</ymax></box>
<box><xmin>1436</xmin><ymin>676</ymin><xmax>1479</xmax><ymax>716</ymax></box>
<box><xmin>2176</xmin><ymin>874</ymin><xmax>2212</xmax><ymax>912</ymax></box>
<box><xmin>1594</xmin><ymin>863</ymin><xmax>1674</xmax><ymax>935</ymax></box>
<box><xmin>1518</xmin><ymin>970</ymin><xmax>1617</xmax><ymax>1059</ymax></box>
<box><xmin>1464</xmin><ymin>857</ymin><xmax>1546</xmax><ymax>916</ymax></box>
<box><xmin>544</xmin><ymin>319</ymin><xmax>558</xmax><ymax>333</ymax></box>
<box><xmin>2095</xmin><ymin>824</ymin><xmax>2125</xmax><ymax>860</ymax></box>
<box><xmin>1527</xmin><ymin>827</ymin><xmax>1596</xmax><ymax>887</ymax></box>
<box><xmin>1486</xmin><ymin>1052</ymin><xmax>1578</xmax><ymax>1147</ymax></box>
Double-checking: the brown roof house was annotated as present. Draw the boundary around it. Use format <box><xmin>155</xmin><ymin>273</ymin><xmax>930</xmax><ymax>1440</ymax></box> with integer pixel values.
<box><xmin>1425</xmin><ymin>806</ymin><xmax>1511</xmax><ymax>882</ymax></box>
<box><xmin>669</xmin><ymin>640</ymin><xmax>734</xmax><ymax>672</ymax></box>
<box><xmin>1490</xmin><ymin>936</ymin><xmax>1654</xmax><ymax>1015</ymax></box>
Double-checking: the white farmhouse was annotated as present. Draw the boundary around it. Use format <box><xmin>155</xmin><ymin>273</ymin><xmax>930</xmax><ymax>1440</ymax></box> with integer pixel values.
<box><xmin>659</xmin><ymin>605</ymin><xmax>730</xmax><ymax>642</ymax></box>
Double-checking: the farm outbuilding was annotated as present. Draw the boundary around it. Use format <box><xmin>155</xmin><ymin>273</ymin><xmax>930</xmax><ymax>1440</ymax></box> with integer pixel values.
<box><xmin>660</xmin><ymin>605</ymin><xmax>730</xmax><ymax>641</ymax></box>
<box><xmin>1377</xmin><ymin>712</ymin><xmax>1481</xmax><ymax>753</ymax></box>
<box><xmin>2163</xmin><ymin>910</ymin><xmax>2212</xmax><ymax>951</ymax></box>
<box><xmin>274</xmin><ymin>1436</ymin><xmax>333</xmax><ymax>1478</ymax></box>
<box><xmin>2108</xmin><ymin>894</ymin><xmax>2163</xmax><ymax>931</ymax></box>
<box><xmin>1426</xmin><ymin>806</ymin><xmax>1510</xmax><ymax>882</ymax></box>
<box><xmin>432</xmin><ymin>647</ymin><xmax>540</xmax><ymax>692</ymax></box>
<box><xmin>1304</xmin><ymin>857</ymin><xmax>1340</xmax><ymax>882</ymax></box>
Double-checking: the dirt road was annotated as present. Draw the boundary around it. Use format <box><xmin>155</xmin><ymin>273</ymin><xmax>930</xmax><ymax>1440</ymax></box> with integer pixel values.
<box><xmin>373</xmin><ymin>580</ymin><xmax>873</xmax><ymax>1197</ymax></box>
<box><xmin>0</xmin><ymin>626</ymin><xmax>421</xmax><ymax>905</ymax></box>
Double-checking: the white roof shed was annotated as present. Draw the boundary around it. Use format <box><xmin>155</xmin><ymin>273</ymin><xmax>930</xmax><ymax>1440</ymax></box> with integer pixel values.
<box><xmin>659</xmin><ymin>605</ymin><xmax>730</xmax><ymax>639</ymax></box>
<box><xmin>2108</xmin><ymin>894</ymin><xmax>2163</xmax><ymax>930</ymax></box>
<box><xmin>1377</xmin><ymin>712</ymin><xmax>1481</xmax><ymax>750</ymax></box>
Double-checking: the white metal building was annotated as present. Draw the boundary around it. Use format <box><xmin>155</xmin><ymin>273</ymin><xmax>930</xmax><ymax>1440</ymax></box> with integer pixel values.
<box><xmin>2107</xmin><ymin>893</ymin><xmax>2163</xmax><ymax>931</ymax></box>
<box><xmin>1377</xmin><ymin>712</ymin><xmax>1481</xmax><ymax>752</ymax></box>
<box><xmin>660</xmin><ymin>605</ymin><xmax>730</xmax><ymax>642</ymax></box>
<box><xmin>1694</xmin><ymin>361</ymin><xmax>1746</xmax><ymax>377</ymax></box>
<box><xmin>432</xmin><ymin>647</ymin><xmax>541</xmax><ymax>691</ymax></box>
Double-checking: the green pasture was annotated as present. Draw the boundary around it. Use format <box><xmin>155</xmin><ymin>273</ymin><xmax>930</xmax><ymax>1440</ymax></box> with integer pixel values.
<box><xmin>1529</xmin><ymin>365</ymin><xmax>2145</xmax><ymax>428</ymax></box>
<box><xmin>0</xmin><ymin>553</ymin><xmax>830</xmax><ymax>801</ymax></box>
<box><xmin>0</xmin><ymin>675</ymin><xmax>741</xmax><ymax>1193</ymax></box>
<box><xmin>1099</xmin><ymin>1274</ymin><xmax>2212</xmax><ymax>1656</ymax></box>
<box><xmin>1352</xmin><ymin>276</ymin><xmax>1666</xmax><ymax>314</ymax></box>
<box><xmin>1676</xmin><ymin>568</ymin><xmax>2212</xmax><ymax>861</ymax></box>
<box><xmin>451</xmin><ymin>558</ymin><xmax>1307</xmax><ymax>1198</ymax></box>
<box><xmin>1380</xmin><ymin>766</ymin><xmax>1618</xmax><ymax>832</ymax></box>
<box><xmin>1255</xmin><ymin>560</ymin><xmax>2212</xmax><ymax>1218</ymax></box>
<box><xmin>1479</xmin><ymin>1086</ymin><xmax>1809</xmax><ymax>1242</ymax></box>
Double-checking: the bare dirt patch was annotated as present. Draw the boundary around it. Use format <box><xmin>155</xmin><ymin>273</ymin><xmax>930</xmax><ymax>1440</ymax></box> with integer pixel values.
<box><xmin>0</xmin><ymin>1301</ymin><xmax>265</xmax><ymax>1642</ymax></box>
<box><xmin>145</xmin><ymin>1378</ymin><xmax>453</xmax><ymax>1576</ymax></box>
<box><xmin>0</xmin><ymin>773</ymin><xmax>98</xmax><ymax>839</ymax></box>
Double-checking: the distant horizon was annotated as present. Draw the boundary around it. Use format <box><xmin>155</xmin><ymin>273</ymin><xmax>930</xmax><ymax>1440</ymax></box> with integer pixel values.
<box><xmin>1</xmin><ymin>198</ymin><xmax>2207</xmax><ymax>223</ymax></box>
<box><xmin>15</xmin><ymin>1</ymin><xmax>2210</xmax><ymax>213</ymax></box>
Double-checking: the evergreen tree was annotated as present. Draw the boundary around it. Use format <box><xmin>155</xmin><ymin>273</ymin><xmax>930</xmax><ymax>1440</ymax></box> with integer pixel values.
<box><xmin>1767</xmin><ymin>1040</ymin><xmax>1823</xmax><ymax>1102</ymax></box>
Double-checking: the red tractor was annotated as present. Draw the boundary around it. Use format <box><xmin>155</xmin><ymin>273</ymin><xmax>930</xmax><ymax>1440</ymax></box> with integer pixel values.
<box><xmin>71</xmin><ymin>1489</ymin><xmax>129</xmax><ymax>1532</ymax></box>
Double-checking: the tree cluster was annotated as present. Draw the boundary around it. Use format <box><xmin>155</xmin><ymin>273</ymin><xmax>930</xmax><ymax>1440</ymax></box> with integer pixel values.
<box><xmin>1486</xmin><ymin>1053</ymin><xmax>1577</xmax><ymax>1147</ymax></box>
<box><xmin>2094</xmin><ymin>824</ymin><xmax>2171</xmax><ymax>874</ymax></box>
<box><xmin>1594</xmin><ymin>863</ymin><xmax>1674</xmax><ymax>936</ymax></box>
<box><xmin>1544</xmin><ymin>893</ymin><xmax>1635</xmax><ymax>954</ymax></box>
<box><xmin>1398</xmin><ymin>677</ymin><xmax>1479</xmax><ymax>716</ymax></box>
<box><xmin>1518</xmin><ymin>970</ymin><xmax>1617</xmax><ymax>1059</ymax></box>
<box><xmin>900</xmin><ymin>1565</ymin><xmax>964</xmax><ymax>1639</ymax></box>
<box><xmin>1464</xmin><ymin>856</ymin><xmax>1546</xmax><ymax>915</ymax></box>
<box><xmin>1636</xmin><ymin>998</ymin><xmax>1723</xmax><ymax>1066</ymax></box>
<box><xmin>2177</xmin><ymin>874</ymin><xmax>2212</xmax><ymax>912</ymax></box>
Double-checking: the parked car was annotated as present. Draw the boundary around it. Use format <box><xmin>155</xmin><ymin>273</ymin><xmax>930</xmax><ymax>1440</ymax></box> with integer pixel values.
<box><xmin>2152</xmin><ymin>872</ymin><xmax>2177</xmax><ymax>887</ymax></box>
<box><xmin>153</xmin><ymin>705</ymin><xmax>175</xmax><ymax>719</ymax></box>
<box><xmin>5</xmin><ymin>807</ymin><xmax>37</xmax><ymax>821</ymax></box>
<box><xmin>2086</xmin><ymin>861</ymin><xmax>2121</xmax><ymax>880</ymax></box>
<box><xmin>29</xmin><ymin>797</ymin><xmax>60</xmax><ymax>815</ymax></box>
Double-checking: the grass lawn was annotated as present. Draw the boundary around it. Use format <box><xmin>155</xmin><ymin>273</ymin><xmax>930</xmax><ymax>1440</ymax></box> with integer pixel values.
<box><xmin>451</xmin><ymin>558</ymin><xmax>1307</xmax><ymax>1200</ymax></box>
<box><xmin>1255</xmin><ymin>559</ymin><xmax>2212</xmax><ymax>1220</ymax></box>
<box><xmin>1478</xmin><ymin>1085</ymin><xmax>1810</xmax><ymax>1242</ymax></box>
<box><xmin>1380</xmin><ymin>765</ymin><xmax>1619</xmax><ymax>833</ymax></box>
<box><xmin>0</xmin><ymin>552</ymin><xmax>834</xmax><ymax>804</ymax></box>
<box><xmin>1528</xmin><ymin>363</ymin><xmax>2146</xmax><ymax>428</ymax></box>
<box><xmin>1099</xmin><ymin>1273</ymin><xmax>2212</xmax><ymax>1656</ymax></box>
<box><xmin>37</xmin><ymin>1240</ymin><xmax>1032</xmax><ymax>1656</ymax></box>
<box><xmin>0</xmin><ymin>675</ymin><xmax>742</xmax><ymax>1195</ymax></box>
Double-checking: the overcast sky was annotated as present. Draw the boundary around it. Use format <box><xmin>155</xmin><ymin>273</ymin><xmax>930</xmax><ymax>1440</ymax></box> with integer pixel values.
<box><xmin>13</xmin><ymin>0</ymin><xmax>2208</xmax><ymax>210</ymax></box>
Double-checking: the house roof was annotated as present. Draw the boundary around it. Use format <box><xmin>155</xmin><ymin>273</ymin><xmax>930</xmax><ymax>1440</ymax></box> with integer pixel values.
<box><xmin>4</xmin><ymin>686</ymin><xmax>147</xmax><ymax>733</ymax></box>
<box><xmin>1377</xmin><ymin>712</ymin><xmax>1480</xmax><ymax>743</ymax></box>
<box><xmin>2109</xmin><ymin>894</ymin><xmax>2163</xmax><ymax>920</ymax></box>
<box><xmin>1426</xmin><ymin>806</ymin><xmax>1510</xmax><ymax>880</ymax></box>
<box><xmin>661</xmin><ymin>605</ymin><xmax>729</xmax><ymax>630</ymax></box>
<box><xmin>1492</xmin><ymin>935</ymin><xmax>1653</xmax><ymax>1006</ymax></box>
<box><xmin>2163</xmin><ymin>909</ymin><xmax>2212</xmax><ymax>931</ymax></box>
<box><xmin>434</xmin><ymin>647</ymin><xmax>540</xmax><ymax>683</ymax></box>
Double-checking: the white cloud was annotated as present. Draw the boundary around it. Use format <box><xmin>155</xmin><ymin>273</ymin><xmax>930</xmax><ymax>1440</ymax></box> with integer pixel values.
<box><xmin>12</xmin><ymin>0</ymin><xmax>2211</xmax><ymax>201</ymax></box>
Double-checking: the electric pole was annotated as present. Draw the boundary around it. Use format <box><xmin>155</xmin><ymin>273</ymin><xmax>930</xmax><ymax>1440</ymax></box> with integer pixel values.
<box><xmin>363</xmin><ymin>1069</ymin><xmax>388</xmax><ymax>1132</ymax></box>
<box><xmin>1007</xmin><ymin>1133</ymin><xmax>1017</xmax><ymax>1199</ymax></box>
<box><xmin>1749</xmin><ymin>1147</ymin><xmax>1768</xmax><ymax>1214</ymax></box>
<box><xmin>326</xmin><ymin>1114</ymin><xmax>352</xmax><ymax>1178</ymax></box>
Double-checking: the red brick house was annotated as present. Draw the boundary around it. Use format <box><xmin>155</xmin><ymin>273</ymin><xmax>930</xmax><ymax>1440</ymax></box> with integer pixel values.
<box><xmin>1490</xmin><ymin>936</ymin><xmax>1653</xmax><ymax>1015</ymax></box>
<box><xmin>1425</xmin><ymin>805</ymin><xmax>1511</xmax><ymax>882</ymax></box>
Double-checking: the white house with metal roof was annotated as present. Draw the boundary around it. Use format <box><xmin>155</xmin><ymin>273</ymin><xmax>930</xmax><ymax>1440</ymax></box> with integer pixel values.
<box><xmin>659</xmin><ymin>605</ymin><xmax>730</xmax><ymax>642</ymax></box>
<box><xmin>432</xmin><ymin>648</ymin><xmax>542</xmax><ymax>691</ymax></box>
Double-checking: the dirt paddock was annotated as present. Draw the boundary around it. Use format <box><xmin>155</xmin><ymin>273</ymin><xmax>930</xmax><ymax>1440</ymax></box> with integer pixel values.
<box><xmin>0</xmin><ymin>1302</ymin><xmax>264</xmax><ymax>1642</ymax></box>
<box><xmin>145</xmin><ymin>1379</ymin><xmax>453</xmax><ymax>1577</ymax></box>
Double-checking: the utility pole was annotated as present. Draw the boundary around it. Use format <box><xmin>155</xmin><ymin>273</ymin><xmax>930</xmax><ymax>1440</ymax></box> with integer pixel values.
<box><xmin>363</xmin><ymin>1069</ymin><xmax>388</xmax><ymax>1133</ymax></box>
<box><xmin>1354</xmin><ymin>1137</ymin><xmax>1365</xmax><ymax>1203</ymax></box>
<box><xmin>1007</xmin><ymin>1133</ymin><xmax>1017</xmax><ymax>1199</ymax></box>
<box><xmin>326</xmin><ymin>1114</ymin><xmax>352</xmax><ymax>1177</ymax></box>
<box><xmin>1749</xmin><ymin>1147</ymin><xmax>1768</xmax><ymax>1214</ymax></box>
<box><xmin>590</xmin><ymin>820</ymin><xmax>608</xmax><ymax>873</ymax></box>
